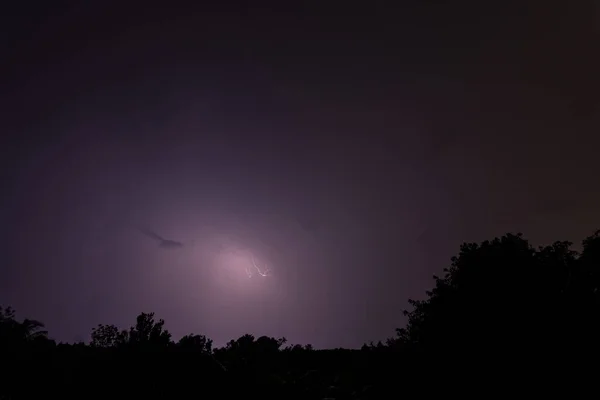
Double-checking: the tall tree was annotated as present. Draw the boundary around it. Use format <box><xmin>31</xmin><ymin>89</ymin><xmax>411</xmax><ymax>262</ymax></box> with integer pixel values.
<box><xmin>393</xmin><ymin>232</ymin><xmax>600</xmax><ymax>357</ymax></box>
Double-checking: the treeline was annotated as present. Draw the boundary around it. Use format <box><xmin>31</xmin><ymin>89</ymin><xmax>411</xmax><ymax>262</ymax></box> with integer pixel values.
<box><xmin>1</xmin><ymin>307</ymin><xmax>378</xmax><ymax>399</ymax></box>
<box><xmin>3</xmin><ymin>230</ymin><xmax>600</xmax><ymax>398</ymax></box>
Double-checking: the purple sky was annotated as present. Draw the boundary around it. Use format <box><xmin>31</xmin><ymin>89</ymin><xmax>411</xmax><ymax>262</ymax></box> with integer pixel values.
<box><xmin>1</xmin><ymin>1</ymin><xmax>600</xmax><ymax>348</ymax></box>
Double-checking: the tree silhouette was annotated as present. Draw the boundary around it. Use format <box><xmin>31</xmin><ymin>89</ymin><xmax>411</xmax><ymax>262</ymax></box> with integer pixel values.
<box><xmin>0</xmin><ymin>306</ymin><xmax>49</xmax><ymax>347</ymax></box>
<box><xmin>256</xmin><ymin>335</ymin><xmax>288</xmax><ymax>353</ymax></box>
<box><xmin>90</xmin><ymin>312</ymin><xmax>172</xmax><ymax>350</ymax></box>
<box><xmin>390</xmin><ymin>231</ymin><xmax>600</xmax><ymax>363</ymax></box>
<box><xmin>126</xmin><ymin>312</ymin><xmax>172</xmax><ymax>348</ymax></box>
<box><xmin>177</xmin><ymin>333</ymin><xmax>213</xmax><ymax>353</ymax></box>
<box><xmin>90</xmin><ymin>324</ymin><xmax>127</xmax><ymax>348</ymax></box>
<box><xmin>286</xmin><ymin>343</ymin><xmax>314</xmax><ymax>352</ymax></box>
<box><xmin>220</xmin><ymin>334</ymin><xmax>287</xmax><ymax>358</ymax></box>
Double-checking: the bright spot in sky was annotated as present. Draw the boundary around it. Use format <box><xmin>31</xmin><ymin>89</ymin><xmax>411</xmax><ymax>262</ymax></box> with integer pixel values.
<box><xmin>210</xmin><ymin>247</ymin><xmax>271</xmax><ymax>291</ymax></box>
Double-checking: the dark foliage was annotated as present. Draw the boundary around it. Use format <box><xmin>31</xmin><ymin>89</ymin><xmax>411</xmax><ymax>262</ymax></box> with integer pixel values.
<box><xmin>3</xmin><ymin>231</ymin><xmax>600</xmax><ymax>398</ymax></box>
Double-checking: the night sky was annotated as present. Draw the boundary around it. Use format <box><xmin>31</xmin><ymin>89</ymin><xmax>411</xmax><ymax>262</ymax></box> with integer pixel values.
<box><xmin>1</xmin><ymin>1</ymin><xmax>599</xmax><ymax>348</ymax></box>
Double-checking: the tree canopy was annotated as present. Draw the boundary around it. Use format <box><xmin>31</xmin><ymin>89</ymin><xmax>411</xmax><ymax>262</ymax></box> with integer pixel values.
<box><xmin>389</xmin><ymin>232</ymin><xmax>600</xmax><ymax>355</ymax></box>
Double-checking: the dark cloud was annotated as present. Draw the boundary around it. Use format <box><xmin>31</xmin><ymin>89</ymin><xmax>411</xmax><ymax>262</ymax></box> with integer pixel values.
<box><xmin>138</xmin><ymin>227</ymin><xmax>184</xmax><ymax>249</ymax></box>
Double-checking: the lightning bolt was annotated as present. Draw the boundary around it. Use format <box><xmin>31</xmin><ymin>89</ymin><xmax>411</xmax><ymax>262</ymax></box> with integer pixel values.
<box><xmin>247</xmin><ymin>254</ymin><xmax>270</xmax><ymax>278</ymax></box>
